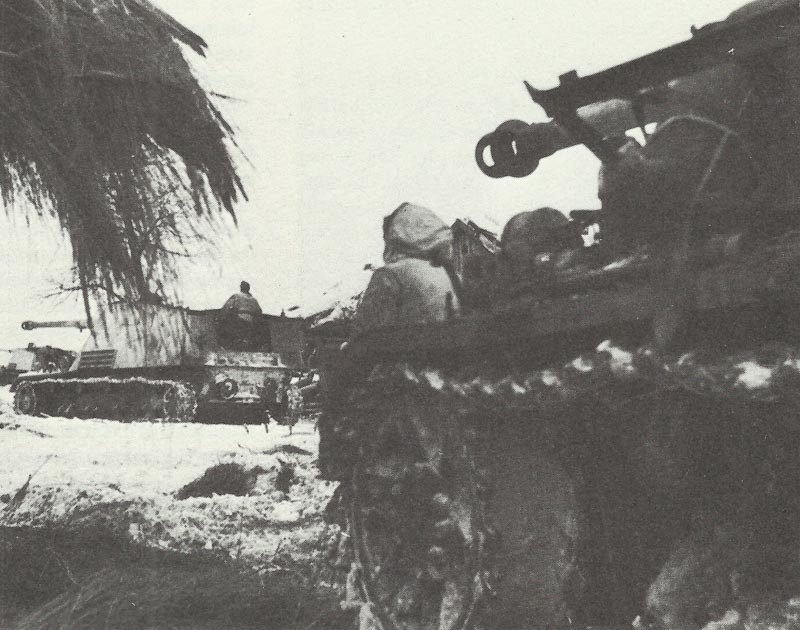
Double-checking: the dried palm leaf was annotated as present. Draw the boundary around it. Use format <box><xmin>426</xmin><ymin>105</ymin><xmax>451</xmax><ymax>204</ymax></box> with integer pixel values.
<box><xmin>0</xmin><ymin>0</ymin><xmax>245</xmax><ymax>311</ymax></box>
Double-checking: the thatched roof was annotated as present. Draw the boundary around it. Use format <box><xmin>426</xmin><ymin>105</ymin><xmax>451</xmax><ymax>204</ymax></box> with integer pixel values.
<box><xmin>0</xmin><ymin>0</ymin><xmax>245</xmax><ymax>306</ymax></box>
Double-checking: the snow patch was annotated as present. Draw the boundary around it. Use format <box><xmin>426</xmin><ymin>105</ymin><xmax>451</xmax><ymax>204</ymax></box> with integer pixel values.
<box><xmin>597</xmin><ymin>340</ymin><xmax>635</xmax><ymax>375</ymax></box>
<box><xmin>570</xmin><ymin>356</ymin><xmax>594</xmax><ymax>373</ymax></box>
<box><xmin>0</xmin><ymin>386</ymin><xmax>337</xmax><ymax>565</ymax></box>
<box><xmin>286</xmin><ymin>268</ymin><xmax>373</xmax><ymax>319</ymax></box>
<box><xmin>734</xmin><ymin>361</ymin><xmax>773</xmax><ymax>389</ymax></box>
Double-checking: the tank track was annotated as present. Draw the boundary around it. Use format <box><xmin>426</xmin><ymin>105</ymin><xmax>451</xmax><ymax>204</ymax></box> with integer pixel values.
<box><xmin>13</xmin><ymin>377</ymin><xmax>198</xmax><ymax>422</ymax></box>
<box><xmin>337</xmin><ymin>338</ymin><xmax>800</xmax><ymax>630</ymax></box>
<box><xmin>341</xmin><ymin>393</ymin><xmax>496</xmax><ymax>630</ymax></box>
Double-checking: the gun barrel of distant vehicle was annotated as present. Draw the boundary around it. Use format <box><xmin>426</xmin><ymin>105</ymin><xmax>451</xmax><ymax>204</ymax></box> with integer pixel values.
<box><xmin>21</xmin><ymin>320</ymin><xmax>89</xmax><ymax>331</ymax></box>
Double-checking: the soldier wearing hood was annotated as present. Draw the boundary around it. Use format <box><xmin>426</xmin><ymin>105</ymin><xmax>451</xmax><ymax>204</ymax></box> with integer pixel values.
<box><xmin>318</xmin><ymin>203</ymin><xmax>460</xmax><ymax>480</ymax></box>
<box><xmin>352</xmin><ymin>202</ymin><xmax>461</xmax><ymax>336</ymax></box>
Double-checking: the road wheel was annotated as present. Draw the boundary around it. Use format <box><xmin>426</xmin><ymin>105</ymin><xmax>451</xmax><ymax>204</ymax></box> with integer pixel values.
<box><xmin>349</xmin><ymin>394</ymin><xmax>489</xmax><ymax>630</ymax></box>
<box><xmin>162</xmin><ymin>382</ymin><xmax>197</xmax><ymax>422</ymax></box>
<box><xmin>14</xmin><ymin>382</ymin><xmax>38</xmax><ymax>416</ymax></box>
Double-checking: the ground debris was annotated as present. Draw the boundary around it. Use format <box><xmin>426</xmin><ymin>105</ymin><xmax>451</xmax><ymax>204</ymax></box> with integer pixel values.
<box><xmin>275</xmin><ymin>459</ymin><xmax>297</xmax><ymax>495</ymax></box>
<box><xmin>0</xmin><ymin>395</ymin><xmax>342</xmax><ymax>624</ymax></box>
<box><xmin>0</xmin><ymin>525</ymin><xmax>351</xmax><ymax>630</ymax></box>
<box><xmin>263</xmin><ymin>444</ymin><xmax>314</xmax><ymax>457</ymax></box>
<box><xmin>176</xmin><ymin>463</ymin><xmax>264</xmax><ymax>500</ymax></box>
<box><xmin>3</xmin><ymin>456</ymin><xmax>52</xmax><ymax>521</ymax></box>
<box><xmin>0</xmin><ymin>423</ymin><xmax>50</xmax><ymax>438</ymax></box>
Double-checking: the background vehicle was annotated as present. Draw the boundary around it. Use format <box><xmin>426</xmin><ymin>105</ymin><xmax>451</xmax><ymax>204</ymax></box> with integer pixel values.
<box><xmin>13</xmin><ymin>303</ymin><xmax>308</xmax><ymax>424</ymax></box>
<box><xmin>0</xmin><ymin>342</ymin><xmax>75</xmax><ymax>385</ymax></box>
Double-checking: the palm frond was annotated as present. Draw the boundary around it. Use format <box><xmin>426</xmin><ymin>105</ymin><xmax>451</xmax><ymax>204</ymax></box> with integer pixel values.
<box><xmin>0</xmin><ymin>0</ymin><xmax>245</xmax><ymax>304</ymax></box>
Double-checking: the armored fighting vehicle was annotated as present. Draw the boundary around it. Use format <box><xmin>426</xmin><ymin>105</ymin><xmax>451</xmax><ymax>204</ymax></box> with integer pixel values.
<box><xmin>13</xmin><ymin>303</ymin><xmax>308</xmax><ymax>423</ymax></box>
<box><xmin>321</xmin><ymin>1</ymin><xmax>800</xmax><ymax>629</ymax></box>
<box><xmin>0</xmin><ymin>342</ymin><xmax>75</xmax><ymax>385</ymax></box>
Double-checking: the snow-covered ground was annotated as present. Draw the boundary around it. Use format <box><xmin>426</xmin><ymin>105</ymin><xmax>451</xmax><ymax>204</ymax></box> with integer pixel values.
<box><xmin>0</xmin><ymin>386</ymin><xmax>338</xmax><ymax>570</ymax></box>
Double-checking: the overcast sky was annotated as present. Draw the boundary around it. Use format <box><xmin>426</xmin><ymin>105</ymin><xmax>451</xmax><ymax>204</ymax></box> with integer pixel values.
<box><xmin>0</xmin><ymin>0</ymin><xmax>747</xmax><ymax>349</ymax></box>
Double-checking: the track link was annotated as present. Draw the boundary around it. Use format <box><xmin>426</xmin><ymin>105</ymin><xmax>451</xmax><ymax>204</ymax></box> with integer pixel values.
<box><xmin>13</xmin><ymin>377</ymin><xmax>197</xmax><ymax>422</ymax></box>
<box><xmin>347</xmin><ymin>392</ymin><xmax>492</xmax><ymax>630</ymax></box>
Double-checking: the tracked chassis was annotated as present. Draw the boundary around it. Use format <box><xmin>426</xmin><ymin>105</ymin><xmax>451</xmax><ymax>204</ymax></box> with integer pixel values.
<box><xmin>324</xmin><ymin>226</ymin><xmax>800</xmax><ymax>629</ymax></box>
<box><xmin>321</xmin><ymin>0</ymin><xmax>800</xmax><ymax>621</ymax></box>
<box><xmin>13</xmin><ymin>304</ymin><xmax>307</xmax><ymax>425</ymax></box>
<box><xmin>14</xmin><ymin>376</ymin><xmax>198</xmax><ymax>422</ymax></box>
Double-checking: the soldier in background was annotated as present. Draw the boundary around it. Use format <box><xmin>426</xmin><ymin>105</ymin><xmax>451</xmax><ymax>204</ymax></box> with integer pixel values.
<box><xmin>222</xmin><ymin>281</ymin><xmax>262</xmax><ymax>318</ymax></box>
<box><xmin>220</xmin><ymin>281</ymin><xmax>262</xmax><ymax>349</ymax></box>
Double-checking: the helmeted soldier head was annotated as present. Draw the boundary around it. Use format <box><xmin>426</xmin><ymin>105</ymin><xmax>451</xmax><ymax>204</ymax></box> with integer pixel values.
<box><xmin>501</xmin><ymin>208</ymin><xmax>569</xmax><ymax>263</ymax></box>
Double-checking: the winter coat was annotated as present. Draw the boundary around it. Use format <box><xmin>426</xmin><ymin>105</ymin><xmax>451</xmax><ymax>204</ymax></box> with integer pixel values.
<box><xmin>353</xmin><ymin>203</ymin><xmax>460</xmax><ymax>336</ymax></box>
<box><xmin>598</xmin><ymin>116</ymin><xmax>760</xmax><ymax>246</ymax></box>
<box><xmin>222</xmin><ymin>291</ymin><xmax>263</xmax><ymax>321</ymax></box>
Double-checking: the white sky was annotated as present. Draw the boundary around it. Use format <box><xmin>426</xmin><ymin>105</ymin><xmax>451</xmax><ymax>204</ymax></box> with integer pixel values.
<box><xmin>0</xmin><ymin>0</ymin><xmax>747</xmax><ymax>349</ymax></box>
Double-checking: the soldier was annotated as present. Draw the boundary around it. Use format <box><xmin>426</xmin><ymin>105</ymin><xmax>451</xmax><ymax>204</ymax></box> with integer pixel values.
<box><xmin>222</xmin><ymin>281</ymin><xmax>262</xmax><ymax>319</ymax></box>
<box><xmin>352</xmin><ymin>202</ymin><xmax>461</xmax><ymax>336</ymax></box>
<box><xmin>319</xmin><ymin>202</ymin><xmax>461</xmax><ymax>480</ymax></box>
<box><xmin>332</xmin><ymin>204</ymin><xmax>582</xmax><ymax>630</ymax></box>
<box><xmin>597</xmin><ymin>116</ymin><xmax>761</xmax><ymax>250</ymax></box>
<box><xmin>499</xmin><ymin>207</ymin><xmax>574</xmax><ymax>283</ymax></box>
<box><xmin>221</xmin><ymin>281</ymin><xmax>262</xmax><ymax>349</ymax></box>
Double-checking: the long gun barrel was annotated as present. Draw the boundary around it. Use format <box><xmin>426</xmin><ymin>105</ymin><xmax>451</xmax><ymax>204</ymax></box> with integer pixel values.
<box><xmin>523</xmin><ymin>79</ymin><xmax>621</xmax><ymax>165</ymax></box>
<box><xmin>22</xmin><ymin>320</ymin><xmax>89</xmax><ymax>331</ymax></box>
<box><xmin>476</xmin><ymin>0</ymin><xmax>797</xmax><ymax>178</ymax></box>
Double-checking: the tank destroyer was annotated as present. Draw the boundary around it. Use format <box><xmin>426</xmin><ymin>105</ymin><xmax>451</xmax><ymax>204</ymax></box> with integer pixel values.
<box><xmin>13</xmin><ymin>302</ymin><xmax>308</xmax><ymax>424</ymax></box>
<box><xmin>0</xmin><ymin>341</ymin><xmax>76</xmax><ymax>385</ymax></box>
<box><xmin>321</xmin><ymin>1</ymin><xmax>800</xmax><ymax>629</ymax></box>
